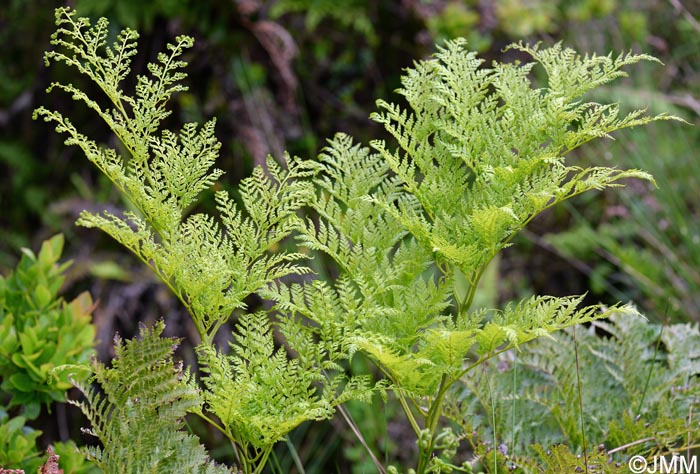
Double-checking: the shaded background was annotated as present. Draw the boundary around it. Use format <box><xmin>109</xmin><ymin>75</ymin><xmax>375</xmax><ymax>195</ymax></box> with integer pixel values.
<box><xmin>1</xmin><ymin>0</ymin><xmax>699</xmax><ymax>471</ymax></box>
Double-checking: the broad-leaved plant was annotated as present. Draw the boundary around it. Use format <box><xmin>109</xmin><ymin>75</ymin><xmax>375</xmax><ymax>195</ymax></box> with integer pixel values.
<box><xmin>0</xmin><ymin>234</ymin><xmax>95</xmax><ymax>418</ymax></box>
<box><xmin>0</xmin><ymin>235</ymin><xmax>97</xmax><ymax>473</ymax></box>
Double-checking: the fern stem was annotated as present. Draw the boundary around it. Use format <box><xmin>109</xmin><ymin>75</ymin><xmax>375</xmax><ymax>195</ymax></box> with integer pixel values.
<box><xmin>572</xmin><ymin>326</ymin><xmax>589</xmax><ymax>474</ymax></box>
<box><xmin>510</xmin><ymin>354</ymin><xmax>517</xmax><ymax>458</ymax></box>
<box><xmin>376</xmin><ymin>364</ymin><xmax>423</xmax><ymax>433</ymax></box>
<box><xmin>195</xmin><ymin>411</ymin><xmax>251</xmax><ymax>472</ymax></box>
<box><xmin>416</xmin><ymin>374</ymin><xmax>451</xmax><ymax>474</ymax></box>
<box><xmin>462</xmin><ymin>268</ymin><xmax>482</xmax><ymax>312</ymax></box>
<box><xmin>459</xmin><ymin>255</ymin><xmax>494</xmax><ymax>314</ymax></box>
<box><xmin>194</xmin><ymin>411</ymin><xmax>230</xmax><ymax>441</ymax></box>
<box><xmin>252</xmin><ymin>447</ymin><xmax>273</xmax><ymax>474</ymax></box>
<box><xmin>457</xmin><ymin>345</ymin><xmax>513</xmax><ymax>381</ymax></box>
<box><xmin>207</xmin><ymin>317</ymin><xmax>230</xmax><ymax>347</ymax></box>
<box><xmin>127</xmin><ymin>246</ymin><xmax>208</xmax><ymax>344</ymax></box>
<box><xmin>605</xmin><ymin>436</ymin><xmax>657</xmax><ymax>455</ymax></box>
<box><xmin>238</xmin><ymin>441</ymin><xmax>253</xmax><ymax>474</ymax></box>
<box><xmin>427</xmin><ymin>375</ymin><xmax>450</xmax><ymax>435</ymax></box>
<box><xmin>396</xmin><ymin>389</ymin><xmax>422</xmax><ymax>436</ymax></box>
<box><xmin>485</xmin><ymin>367</ymin><xmax>498</xmax><ymax>474</ymax></box>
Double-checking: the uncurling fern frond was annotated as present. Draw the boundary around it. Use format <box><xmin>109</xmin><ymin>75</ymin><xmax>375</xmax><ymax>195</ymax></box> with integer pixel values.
<box><xmin>33</xmin><ymin>7</ymin><xmax>316</xmax><ymax>345</ymax></box>
<box><xmin>68</xmin><ymin>322</ymin><xmax>231</xmax><ymax>474</ymax></box>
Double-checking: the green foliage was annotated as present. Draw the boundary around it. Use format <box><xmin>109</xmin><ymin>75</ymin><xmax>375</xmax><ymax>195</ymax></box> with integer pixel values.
<box><xmin>34</xmin><ymin>8</ymin><xmax>362</xmax><ymax>473</ymax></box>
<box><xmin>426</xmin><ymin>2</ymin><xmax>490</xmax><ymax>52</ymax></box>
<box><xmin>51</xmin><ymin>441</ymin><xmax>102</xmax><ymax>474</ymax></box>
<box><xmin>270</xmin><ymin>0</ymin><xmax>376</xmax><ymax>43</ymax></box>
<box><xmin>196</xmin><ymin>311</ymin><xmax>367</xmax><ymax>468</ymax></box>
<box><xmin>528</xmin><ymin>444</ymin><xmax>628</xmax><ymax>474</ymax></box>
<box><xmin>547</xmin><ymin>122</ymin><xmax>700</xmax><ymax>321</ymax></box>
<box><xmin>288</xmin><ymin>39</ymin><xmax>678</xmax><ymax>471</ymax></box>
<box><xmin>0</xmin><ymin>412</ymin><xmax>98</xmax><ymax>474</ymax></box>
<box><xmin>425</xmin><ymin>0</ymin><xmax>621</xmax><ymax>52</ymax></box>
<box><xmin>35</xmin><ymin>6</ymin><xmax>684</xmax><ymax>473</ymax></box>
<box><xmin>450</xmin><ymin>312</ymin><xmax>700</xmax><ymax>471</ymax></box>
<box><xmin>72</xmin><ymin>0</ymin><xmax>188</xmax><ymax>30</ymax></box>
<box><xmin>0</xmin><ymin>408</ymin><xmax>43</xmax><ymax>473</ymax></box>
<box><xmin>34</xmin><ymin>6</ymin><xmax>317</xmax><ymax>346</ymax></box>
<box><xmin>0</xmin><ymin>236</ymin><xmax>97</xmax><ymax>473</ymax></box>
<box><xmin>69</xmin><ymin>321</ymin><xmax>230</xmax><ymax>473</ymax></box>
<box><xmin>0</xmin><ymin>234</ymin><xmax>95</xmax><ymax>419</ymax></box>
<box><xmin>368</xmin><ymin>40</ymin><xmax>671</xmax><ymax>286</ymax></box>
<box><xmin>495</xmin><ymin>0</ymin><xmax>560</xmax><ymax>36</ymax></box>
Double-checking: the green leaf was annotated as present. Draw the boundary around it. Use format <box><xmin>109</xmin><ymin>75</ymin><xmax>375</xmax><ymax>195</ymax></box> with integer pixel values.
<box><xmin>69</xmin><ymin>321</ymin><xmax>228</xmax><ymax>473</ymax></box>
<box><xmin>88</xmin><ymin>260</ymin><xmax>131</xmax><ymax>282</ymax></box>
<box><xmin>0</xmin><ymin>234</ymin><xmax>95</xmax><ymax>413</ymax></box>
<box><xmin>38</xmin><ymin>234</ymin><xmax>64</xmax><ymax>268</ymax></box>
<box><xmin>9</xmin><ymin>372</ymin><xmax>36</xmax><ymax>392</ymax></box>
<box><xmin>33</xmin><ymin>284</ymin><xmax>52</xmax><ymax>308</ymax></box>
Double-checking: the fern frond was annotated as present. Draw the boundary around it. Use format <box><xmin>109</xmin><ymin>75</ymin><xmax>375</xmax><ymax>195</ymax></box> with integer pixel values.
<box><xmin>452</xmin><ymin>312</ymin><xmax>700</xmax><ymax>460</ymax></box>
<box><xmin>370</xmin><ymin>38</ymin><xmax>680</xmax><ymax>282</ymax></box>
<box><xmin>508</xmin><ymin>42</ymin><xmax>660</xmax><ymax>100</ymax></box>
<box><xmin>198</xmin><ymin>313</ymin><xmax>335</xmax><ymax>451</ymax></box>
<box><xmin>289</xmin><ymin>41</ymin><xmax>683</xmax><ymax>472</ymax></box>
<box><xmin>37</xmin><ymin>11</ymin><xmax>685</xmax><ymax>471</ymax></box>
<box><xmin>35</xmin><ymin>7</ymin><xmax>316</xmax><ymax>344</ymax></box>
<box><xmin>69</xmin><ymin>322</ymin><xmax>231</xmax><ymax>473</ymax></box>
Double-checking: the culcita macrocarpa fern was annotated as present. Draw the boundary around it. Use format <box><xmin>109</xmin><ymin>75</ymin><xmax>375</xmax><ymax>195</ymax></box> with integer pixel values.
<box><xmin>35</xmin><ymin>6</ymin><xmax>681</xmax><ymax>473</ymax></box>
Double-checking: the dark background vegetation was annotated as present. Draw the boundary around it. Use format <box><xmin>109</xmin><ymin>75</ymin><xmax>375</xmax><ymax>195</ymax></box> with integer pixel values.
<box><xmin>1</xmin><ymin>0</ymin><xmax>698</xmax><ymax>471</ymax></box>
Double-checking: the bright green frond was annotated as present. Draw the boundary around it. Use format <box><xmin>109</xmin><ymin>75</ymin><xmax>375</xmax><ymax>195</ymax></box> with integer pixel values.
<box><xmin>198</xmin><ymin>313</ymin><xmax>335</xmax><ymax>450</ymax></box>
<box><xmin>35</xmin><ymin>7</ymin><xmax>315</xmax><ymax>345</ymax></box>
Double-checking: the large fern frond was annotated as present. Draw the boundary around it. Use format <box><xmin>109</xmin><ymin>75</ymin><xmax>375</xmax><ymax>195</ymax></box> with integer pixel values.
<box><xmin>370</xmin><ymin>38</ymin><xmax>678</xmax><ymax>285</ymax></box>
<box><xmin>34</xmin><ymin>7</ymin><xmax>316</xmax><ymax>344</ymax></box>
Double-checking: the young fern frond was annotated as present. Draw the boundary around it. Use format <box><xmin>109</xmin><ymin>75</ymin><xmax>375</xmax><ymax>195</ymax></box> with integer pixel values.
<box><xmin>69</xmin><ymin>322</ymin><xmax>230</xmax><ymax>473</ymax></box>
<box><xmin>34</xmin><ymin>7</ymin><xmax>316</xmax><ymax>345</ymax></box>
<box><xmin>198</xmin><ymin>313</ymin><xmax>333</xmax><ymax>448</ymax></box>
